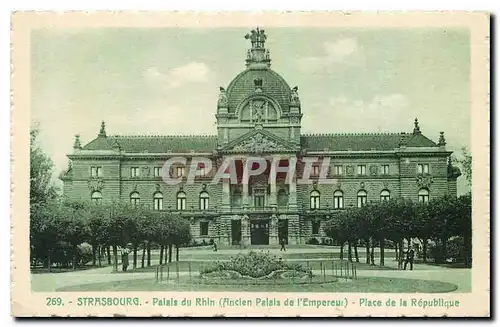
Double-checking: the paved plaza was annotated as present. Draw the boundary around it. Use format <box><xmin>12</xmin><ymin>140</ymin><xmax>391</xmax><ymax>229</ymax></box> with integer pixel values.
<box><xmin>31</xmin><ymin>246</ymin><xmax>471</xmax><ymax>293</ymax></box>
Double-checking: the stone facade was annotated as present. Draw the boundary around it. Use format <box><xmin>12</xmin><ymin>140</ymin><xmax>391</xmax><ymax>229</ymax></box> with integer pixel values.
<box><xmin>60</xmin><ymin>29</ymin><xmax>461</xmax><ymax>246</ymax></box>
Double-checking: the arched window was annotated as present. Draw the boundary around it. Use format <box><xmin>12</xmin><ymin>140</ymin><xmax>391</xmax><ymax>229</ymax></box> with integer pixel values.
<box><xmin>333</xmin><ymin>190</ymin><xmax>344</xmax><ymax>209</ymax></box>
<box><xmin>153</xmin><ymin>192</ymin><xmax>163</xmax><ymax>211</ymax></box>
<box><xmin>310</xmin><ymin>190</ymin><xmax>320</xmax><ymax>209</ymax></box>
<box><xmin>277</xmin><ymin>188</ymin><xmax>289</xmax><ymax>208</ymax></box>
<box><xmin>418</xmin><ymin>188</ymin><xmax>430</xmax><ymax>203</ymax></box>
<box><xmin>357</xmin><ymin>190</ymin><xmax>367</xmax><ymax>208</ymax></box>
<box><xmin>91</xmin><ymin>191</ymin><xmax>102</xmax><ymax>205</ymax></box>
<box><xmin>177</xmin><ymin>192</ymin><xmax>187</xmax><ymax>211</ymax></box>
<box><xmin>199</xmin><ymin>191</ymin><xmax>209</xmax><ymax>210</ymax></box>
<box><xmin>380</xmin><ymin>190</ymin><xmax>390</xmax><ymax>202</ymax></box>
<box><xmin>130</xmin><ymin>192</ymin><xmax>140</xmax><ymax>207</ymax></box>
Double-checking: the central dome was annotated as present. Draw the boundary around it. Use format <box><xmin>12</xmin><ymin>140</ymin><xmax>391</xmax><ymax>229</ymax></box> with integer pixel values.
<box><xmin>225</xmin><ymin>67</ymin><xmax>292</xmax><ymax>114</ymax></box>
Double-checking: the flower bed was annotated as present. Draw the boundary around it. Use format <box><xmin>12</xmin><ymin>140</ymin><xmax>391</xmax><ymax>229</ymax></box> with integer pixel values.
<box><xmin>200</xmin><ymin>251</ymin><xmax>312</xmax><ymax>279</ymax></box>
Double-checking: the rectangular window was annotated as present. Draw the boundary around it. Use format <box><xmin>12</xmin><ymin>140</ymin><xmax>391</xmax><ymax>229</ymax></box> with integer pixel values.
<box><xmin>198</xmin><ymin>163</ymin><xmax>209</xmax><ymax>176</ymax></box>
<box><xmin>357</xmin><ymin>165</ymin><xmax>366</xmax><ymax>175</ymax></box>
<box><xmin>90</xmin><ymin>166</ymin><xmax>102</xmax><ymax>178</ymax></box>
<box><xmin>381</xmin><ymin>164</ymin><xmax>390</xmax><ymax>175</ymax></box>
<box><xmin>177</xmin><ymin>166</ymin><xmax>185</xmax><ymax>177</ymax></box>
<box><xmin>417</xmin><ymin>163</ymin><xmax>430</xmax><ymax>174</ymax></box>
<box><xmin>312</xmin><ymin>165</ymin><xmax>320</xmax><ymax>176</ymax></box>
<box><xmin>334</xmin><ymin>165</ymin><xmax>343</xmax><ymax>175</ymax></box>
<box><xmin>200</xmin><ymin>222</ymin><xmax>209</xmax><ymax>236</ymax></box>
<box><xmin>254</xmin><ymin>195</ymin><xmax>265</xmax><ymax>208</ymax></box>
<box><xmin>312</xmin><ymin>221</ymin><xmax>320</xmax><ymax>235</ymax></box>
<box><xmin>130</xmin><ymin>167</ymin><xmax>139</xmax><ymax>177</ymax></box>
<box><xmin>153</xmin><ymin>167</ymin><xmax>162</xmax><ymax>177</ymax></box>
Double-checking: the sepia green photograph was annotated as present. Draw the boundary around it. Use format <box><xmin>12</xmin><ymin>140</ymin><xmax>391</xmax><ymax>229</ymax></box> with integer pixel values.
<box><xmin>11</xmin><ymin>11</ymin><xmax>490</xmax><ymax>317</ymax></box>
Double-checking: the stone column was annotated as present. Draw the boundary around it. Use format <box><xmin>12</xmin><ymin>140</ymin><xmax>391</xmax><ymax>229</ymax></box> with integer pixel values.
<box><xmin>288</xmin><ymin>156</ymin><xmax>298</xmax><ymax>210</ymax></box>
<box><xmin>241</xmin><ymin>215</ymin><xmax>251</xmax><ymax>246</ymax></box>
<box><xmin>270</xmin><ymin>214</ymin><xmax>278</xmax><ymax>245</ymax></box>
<box><xmin>241</xmin><ymin>158</ymin><xmax>250</xmax><ymax>208</ymax></box>
<box><xmin>268</xmin><ymin>157</ymin><xmax>278</xmax><ymax>207</ymax></box>
<box><xmin>222</xmin><ymin>177</ymin><xmax>231</xmax><ymax>212</ymax></box>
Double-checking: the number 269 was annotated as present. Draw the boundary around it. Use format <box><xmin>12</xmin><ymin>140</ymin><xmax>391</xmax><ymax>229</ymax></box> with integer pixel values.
<box><xmin>46</xmin><ymin>297</ymin><xmax>63</xmax><ymax>306</ymax></box>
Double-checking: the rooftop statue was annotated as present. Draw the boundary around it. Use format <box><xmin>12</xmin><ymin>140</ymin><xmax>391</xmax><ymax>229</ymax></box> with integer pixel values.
<box><xmin>291</xmin><ymin>86</ymin><xmax>300</xmax><ymax>105</ymax></box>
<box><xmin>245</xmin><ymin>27</ymin><xmax>267</xmax><ymax>49</ymax></box>
<box><xmin>218</xmin><ymin>86</ymin><xmax>228</xmax><ymax>106</ymax></box>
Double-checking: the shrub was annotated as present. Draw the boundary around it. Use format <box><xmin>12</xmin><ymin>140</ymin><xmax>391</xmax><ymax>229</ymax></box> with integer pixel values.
<box><xmin>306</xmin><ymin>238</ymin><xmax>319</xmax><ymax>245</ymax></box>
<box><xmin>201</xmin><ymin>251</ymin><xmax>311</xmax><ymax>278</ymax></box>
<box><xmin>446</xmin><ymin>237</ymin><xmax>466</xmax><ymax>263</ymax></box>
<box><xmin>320</xmin><ymin>237</ymin><xmax>333</xmax><ymax>245</ymax></box>
<box><xmin>77</xmin><ymin>242</ymin><xmax>93</xmax><ymax>266</ymax></box>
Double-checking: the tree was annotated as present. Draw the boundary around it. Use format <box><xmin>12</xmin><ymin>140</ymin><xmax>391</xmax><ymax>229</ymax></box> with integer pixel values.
<box><xmin>106</xmin><ymin>203</ymin><xmax>128</xmax><ymax>272</ymax></box>
<box><xmin>169</xmin><ymin>215</ymin><xmax>192</xmax><ymax>261</ymax></box>
<box><xmin>324</xmin><ymin>211</ymin><xmax>348</xmax><ymax>260</ymax></box>
<box><xmin>30</xmin><ymin>127</ymin><xmax>57</xmax><ymax>206</ymax></box>
<box><xmin>59</xmin><ymin>204</ymin><xmax>89</xmax><ymax>270</ymax></box>
<box><xmin>87</xmin><ymin>205</ymin><xmax>109</xmax><ymax>267</ymax></box>
<box><xmin>413</xmin><ymin>202</ymin><xmax>434</xmax><ymax>263</ymax></box>
<box><xmin>454</xmin><ymin>146</ymin><xmax>472</xmax><ymax>186</ymax></box>
<box><xmin>30</xmin><ymin>201</ymin><xmax>62</xmax><ymax>271</ymax></box>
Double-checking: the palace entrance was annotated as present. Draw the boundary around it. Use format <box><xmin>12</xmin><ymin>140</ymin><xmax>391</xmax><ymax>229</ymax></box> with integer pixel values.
<box><xmin>231</xmin><ymin>220</ymin><xmax>242</xmax><ymax>245</ymax></box>
<box><xmin>250</xmin><ymin>219</ymin><xmax>269</xmax><ymax>245</ymax></box>
<box><xmin>278</xmin><ymin>219</ymin><xmax>289</xmax><ymax>244</ymax></box>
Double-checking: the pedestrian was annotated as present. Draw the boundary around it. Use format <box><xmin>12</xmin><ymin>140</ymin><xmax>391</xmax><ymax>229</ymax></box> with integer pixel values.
<box><xmin>280</xmin><ymin>238</ymin><xmax>286</xmax><ymax>251</ymax></box>
<box><xmin>121</xmin><ymin>248</ymin><xmax>129</xmax><ymax>272</ymax></box>
<box><xmin>404</xmin><ymin>247</ymin><xmax>415</xmax><ymax>271</ymax></box>
<box><xmin>213</xmin><ymin>241</ymin><xmax>218</xmax><ymax>252</ymax></box>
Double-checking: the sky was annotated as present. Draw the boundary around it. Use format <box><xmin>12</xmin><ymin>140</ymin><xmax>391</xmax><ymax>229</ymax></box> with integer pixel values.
<box><xmin>30</xmin><ymin>27</ymin><xmax>471</xmax><ymax>194</ymax></box>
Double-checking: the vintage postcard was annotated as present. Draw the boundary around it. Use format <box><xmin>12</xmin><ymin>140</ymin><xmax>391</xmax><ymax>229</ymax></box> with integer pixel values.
<box><xmin>11</xmin><ymin>12</ymin><xmax>490</xmax><ymax>317</ymax></box>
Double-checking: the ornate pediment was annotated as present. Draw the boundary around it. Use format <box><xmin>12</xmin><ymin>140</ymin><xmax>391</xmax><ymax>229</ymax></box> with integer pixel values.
<box><xmin>224</xmin><ymin>131</ymin><xmax>295</xmax><ymax>154</ymax></box>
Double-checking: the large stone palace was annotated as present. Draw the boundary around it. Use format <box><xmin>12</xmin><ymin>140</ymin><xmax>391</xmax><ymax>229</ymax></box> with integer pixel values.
<box><xmin>61</xmin><ymin>28</ymin><xmax>461</xmax><ymax>246</ymax></box>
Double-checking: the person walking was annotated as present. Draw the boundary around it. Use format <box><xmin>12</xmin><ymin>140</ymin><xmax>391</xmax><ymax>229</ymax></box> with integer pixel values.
<box><xmin>121</xmin><ymin>249</ymin><xmax>130</xmax><ymax>272</ymax></box>
<box><xmin>404</xmin><ymin>247</ymin><xmax>415</xmax><ymax>271</ymax></box>
<box><xmin>280</xmin><ymin>238</ymin><xmax>286</xmax><ymax>251</ymax></box>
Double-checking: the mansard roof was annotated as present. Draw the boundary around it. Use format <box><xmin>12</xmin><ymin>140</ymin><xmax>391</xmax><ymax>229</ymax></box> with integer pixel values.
<box><xmin>300</xmin><ymin>132</ymin><xmax>438</xmax><ymax>151</ymax></box>
<box><xmin>80</xmin><ymin>131</ymin><xmax>438</xmax><ymax>154</ymax></box>
<box><xmin>82</xmin><ymin>135</ymin><xmax>218</xmax><ymax>153</ymax></box>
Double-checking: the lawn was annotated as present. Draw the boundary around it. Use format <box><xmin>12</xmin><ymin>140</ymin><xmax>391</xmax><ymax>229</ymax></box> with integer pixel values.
<box><xmin>145</xmin><ymin>251</ymin><xmax>398</xmax><ymax>262</ymax></box>
<box><xmin>122</xmin><ymin>259</ymin><xmax>396</xmax><ymax>274</ymax></box>
<box><xmin>57</xmin><ymin>276</ymin><xmax>457</xmax><ymax>293</ymax></box>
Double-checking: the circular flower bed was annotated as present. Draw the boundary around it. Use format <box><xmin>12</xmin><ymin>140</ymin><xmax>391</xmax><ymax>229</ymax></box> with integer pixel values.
<box><xmin>200</xmin><ymin>251</ymin><xmax>312</xmax><ymax>280</ymax></box>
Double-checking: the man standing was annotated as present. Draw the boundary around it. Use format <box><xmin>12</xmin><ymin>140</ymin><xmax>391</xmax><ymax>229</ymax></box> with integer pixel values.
<box><xmin>404</xmin><ymin>247</ymin><xmax>415</xmax><ymax>271</ymax></box>
<box><xmin>280</xmin><ymin>238</ymin><xmax>286</xmax><ymax>251</ymax></box>
<box><xmin>121</xmin><ymin>248</ymin><xmax>130</xmax><ymax>272</ymax></box>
